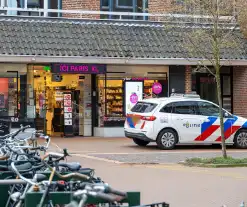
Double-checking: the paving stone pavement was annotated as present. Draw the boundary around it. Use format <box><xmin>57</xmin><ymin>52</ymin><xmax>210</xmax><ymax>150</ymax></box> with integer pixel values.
<box><xmin>88</xmin><ymin>151</ymin><xmax>247</xmax><ymax>164</ymax></box>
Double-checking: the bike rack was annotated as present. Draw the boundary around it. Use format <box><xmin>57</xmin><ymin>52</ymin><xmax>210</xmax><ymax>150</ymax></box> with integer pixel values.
<box><xmin>0</xmin><ymin>171</ymin><xmax>142</xmax><ymax>207</ymax></box>
<box><xmin>24</xmin><ymin>191</ymin><xmax>141</xmax><ymax>207</ymax></box>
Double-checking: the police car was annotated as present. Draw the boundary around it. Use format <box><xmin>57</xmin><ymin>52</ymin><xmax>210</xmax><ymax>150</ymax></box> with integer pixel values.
<box><xmin>124</xmin><ymin>93</ymin><xmax>247</xmax><ymax>150</ymax></box>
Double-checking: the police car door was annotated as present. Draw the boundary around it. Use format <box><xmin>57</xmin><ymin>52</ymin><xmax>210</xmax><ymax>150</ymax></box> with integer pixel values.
<box><xmin>196</xmin><ymin>101</ymin><xmax>233</xmax><ymax>143</ymax></box>
<box><xmin>171</xmin><ymin>101</ymin><xmax>202</xmax><ymax>142</ymax></box>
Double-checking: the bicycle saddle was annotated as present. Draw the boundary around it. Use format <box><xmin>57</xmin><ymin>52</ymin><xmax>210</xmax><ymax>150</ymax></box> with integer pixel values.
<box><xmin>78</xmin><ymin>168</ymin><xmax>94</xmax><ymax>176</ymax></box>
<box><xmin>58</xmin><ymin>162</ymin><xmax>81</xmax><ymax>171</ymax></box>
<box><xmin>34</xmin><ymin>173</ymin><xmax>47</xmax><ymax>182</ymax></box>
<box><xmin>8</xmin><ymin>162</ymin><xmax>33</xmax><ymax>172</ymax></box>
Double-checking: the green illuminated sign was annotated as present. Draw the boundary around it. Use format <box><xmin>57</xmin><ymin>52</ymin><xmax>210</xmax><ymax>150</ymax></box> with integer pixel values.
<box><xmin>43</xmin><ymin>66</ymin><xmax>51</xmax><ymax>72</ymax></box>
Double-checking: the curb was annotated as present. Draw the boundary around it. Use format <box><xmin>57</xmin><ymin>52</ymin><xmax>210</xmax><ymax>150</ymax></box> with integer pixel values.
<box><xmin>178</xmin><ymin>161</ymin><xmax>247</xmax><ymax>168</ymax></box>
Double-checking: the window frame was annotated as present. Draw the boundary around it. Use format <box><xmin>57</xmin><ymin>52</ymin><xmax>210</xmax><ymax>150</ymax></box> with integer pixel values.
<box><xmin>116</xmin><ymin>0</ymin><xmax>134</xmax><ymax>9</ymax></box>
<box><xmin>100</xmin><ymin>0</ymin><xmax>148</xmax><ymax>20</ymax></box>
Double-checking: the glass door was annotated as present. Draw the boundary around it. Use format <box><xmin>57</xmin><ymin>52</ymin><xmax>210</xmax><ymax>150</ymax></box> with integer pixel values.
<box><xmin>195</xmin><ymin>73</ymin><xmax>232</xmax><ymax>113</ymax></box>
<box><xmin>221</xmin><ymin>75</ymin><xmax>232</xmax><ymax>113</ymax></box>
<box><xmin>197</xmin><ymin>75</ymin><xmax>218</xmax><ymax>104</ymax></box>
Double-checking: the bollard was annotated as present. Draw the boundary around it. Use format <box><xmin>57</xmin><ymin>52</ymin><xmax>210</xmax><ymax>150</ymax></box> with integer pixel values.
<box><xmin>240</xmin><ymin>201</ymin><xmax>245</xmax><ymax>207</ymax></box>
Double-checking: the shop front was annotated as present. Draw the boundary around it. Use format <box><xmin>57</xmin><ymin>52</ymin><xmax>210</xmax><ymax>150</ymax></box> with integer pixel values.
<box><xmin>94</xmin><ymin>65</ymin><xmax>169</xmax><ymax>137</ymax></box>
<box><xmin>27</xmin><ymin>63</ymin><xmax>106</xmax><ymax>137</ymax></box>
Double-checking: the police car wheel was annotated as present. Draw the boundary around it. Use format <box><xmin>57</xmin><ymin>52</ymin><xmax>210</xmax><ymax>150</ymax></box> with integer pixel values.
<box><xmin>133</xmin><ymin>138</ymin><xmax>150</xmax><ymax>147</ymax></box>
<box><xmin>234</xmin><ymin>129</ymin><xmax>247</xmax><ymax>149</ymax></box>
<box><xmin>156</xmin><ymin>129</ymin><xmax>177</xmax><ymax>150</ymax></box>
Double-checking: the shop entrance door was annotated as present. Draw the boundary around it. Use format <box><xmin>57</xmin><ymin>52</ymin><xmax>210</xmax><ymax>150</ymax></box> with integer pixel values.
<box><xmin>196</xmin><ymin>74</ymin><xmax>218</xmax><ymax>104</ymax></box>
<box><xmin>33</xmin><ymin>69</ymin><xmax>86</xmax><ymax>137</ymax></box>
<box><xmin>195</xmin><ymin>73</ymin><xmax>232</xmax><ymax>113</ymax></box>
<box><xmin>52</xmin><ymin>89</ymin><xmax>82</xmax><ymax>137</ymax></box>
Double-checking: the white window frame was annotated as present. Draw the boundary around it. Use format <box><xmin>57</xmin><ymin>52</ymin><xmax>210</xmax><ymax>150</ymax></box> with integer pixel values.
<box><xmin>116</xmin><ymin>0</ymin><xmax>133</xmax><ymax>9</ymax></box>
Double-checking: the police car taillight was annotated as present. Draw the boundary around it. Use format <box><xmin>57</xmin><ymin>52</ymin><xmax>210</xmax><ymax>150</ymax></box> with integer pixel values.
<box><xmin>141</xmin><ymin>116</ymin><xmax>156</xmax><ymax>121</ymax></box>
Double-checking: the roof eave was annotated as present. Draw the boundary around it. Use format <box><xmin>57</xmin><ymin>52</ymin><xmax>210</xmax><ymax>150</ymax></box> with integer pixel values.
<box><xmin>0</xmin><ymin>55</ymin><xmax>247</xmax><ymax>66</ymax></box>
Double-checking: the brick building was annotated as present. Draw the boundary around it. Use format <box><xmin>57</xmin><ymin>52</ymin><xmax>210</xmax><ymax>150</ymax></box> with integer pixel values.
<box><xmin>0</xmin><ymin>0</ymin><xmax>246</xmax><ymax>137</ymax></box>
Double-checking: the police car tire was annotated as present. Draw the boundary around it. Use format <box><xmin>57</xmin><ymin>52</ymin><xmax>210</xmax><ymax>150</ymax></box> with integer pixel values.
<box><xmin>156</xmin><ymin>129</ymin><xmax>178</xmax><ymax>150</ymax></box>
<box><xmin>133</xmin><ymin>138</ymin><xmax>150</xmax><ymax>146</ymax></box>
<box><xmin>234</xmin><ymin>129</ymin><xmax>247</xmax><ymax>149</ymax></box>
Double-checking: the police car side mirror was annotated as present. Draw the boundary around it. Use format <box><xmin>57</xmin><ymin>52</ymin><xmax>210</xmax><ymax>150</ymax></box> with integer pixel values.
<box><xmin>223</xmin><ymin>111</ymin><xmax>230</xmax><ymax>118</ymax></box>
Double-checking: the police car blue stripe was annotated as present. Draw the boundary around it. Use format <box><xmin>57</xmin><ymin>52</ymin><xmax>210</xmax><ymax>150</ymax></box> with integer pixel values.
<box><xmin>223</xmin><ymin>116</ymin><xmax>238</xmax><ymax>132</ymax></box>
<box><xmin>201</xmin><ymin>117</ymin><xmax>217</xmax><ymax>133</ymax></box>
<box><xmin>127</xmin><ymin>117</ymin><xmax>135</xmax><ymax>128</ymax></box>
<box><xmin>242</xmin><ymin>120</ymin><xmax>247</xmax><ymax>128</ymax></box>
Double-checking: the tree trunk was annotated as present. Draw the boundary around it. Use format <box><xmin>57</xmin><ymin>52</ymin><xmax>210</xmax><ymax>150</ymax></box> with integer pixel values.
<box><xmin>215</xmin><ymin>66</ymin><xmax>227</xmax><ymax>159</ymax></box>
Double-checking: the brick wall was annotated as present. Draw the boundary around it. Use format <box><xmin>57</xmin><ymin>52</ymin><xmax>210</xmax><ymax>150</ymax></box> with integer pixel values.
<box><xmin>62</xmin><ymin>0</ymin><xmax>100</xmax><ymax>19</ymax></box>
<box><xmin>185</xmin><ymin>65</ymin><xmax>192</xmax><ymax>93</ymax></box>
<box><xmin>148</xmin><ymin>0</ymin><xmax>186</xmax><ymax>21</ymax></box>
<box><xmin>148</xmin><ymin>0</ymin><xmax>174</xmax><ymax>13</ymax></box>
<box><xmin>233</xmin><ymin>66</ymin><xmax>247</xmax><ymax>118</ymax></box>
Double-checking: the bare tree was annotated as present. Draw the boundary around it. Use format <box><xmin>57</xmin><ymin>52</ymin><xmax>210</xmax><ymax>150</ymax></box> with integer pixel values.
<box><xmin>166</xmin><ymin>0</ymin><xmax>247</xmax><ymax>158</ymax></box>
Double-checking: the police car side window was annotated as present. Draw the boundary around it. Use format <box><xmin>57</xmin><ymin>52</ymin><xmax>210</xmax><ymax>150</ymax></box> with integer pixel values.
<box><xmin>160</xmin><ymin>103</ymin><xmax>173</xmax><ymax>113</ymax></box>
<box><xmin>172</xmin><ymin>101</ymin><xmax>197</xmax><ymax>115</ymax></box>
<box><xmin>197</xmin><ymin>101</ymin><xmax>219</xmax><ymax>116</ymax></box>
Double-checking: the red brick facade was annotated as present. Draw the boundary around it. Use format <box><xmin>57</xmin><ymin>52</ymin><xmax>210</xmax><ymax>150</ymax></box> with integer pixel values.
<box><xmin>62</xmin><ymin>0</ymin><xmax>100</xmax><ymax>19</ymax></box>
<box><xmin>185</xmin><ymin>65</ymin><xmax>192</xmax><ymax>93</ymax></box>
<box><xmin>233</xmin><ymin>66</ymin><xmax>247</xmax><ymax>118</ymax></box>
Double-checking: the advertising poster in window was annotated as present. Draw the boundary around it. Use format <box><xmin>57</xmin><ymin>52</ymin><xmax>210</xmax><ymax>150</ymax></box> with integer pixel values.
<box><xmin>125</xmin><ymin>81</ymin><xmax>143</xmax><ymax>115</ymax></box>
<box><xmin>0</xmin><ymin>78</ymin><xmax>9</xmax><ymax>116</ymax></box>
<box><xmin>63</xmin><ymin>92</ymin><xmax>73</xmax><ymax>136</ymax></box>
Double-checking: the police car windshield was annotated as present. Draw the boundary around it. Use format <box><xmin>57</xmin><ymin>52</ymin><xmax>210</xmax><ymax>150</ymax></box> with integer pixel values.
<box><xmin>131</xmin><ymin>102</ymin><xmax>158</xmax><ymax>113</ymax></box>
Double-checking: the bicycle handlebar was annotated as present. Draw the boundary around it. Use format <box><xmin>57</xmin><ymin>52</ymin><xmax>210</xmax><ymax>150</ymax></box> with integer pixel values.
<box><xmin>10</xmin><ymin>162</ymin><xmax>36</xmax><ymax>186</ymax></box>
<box><xmin>0</xmin><ymin>125</ymin><xmax>31</xmax><ymax>140</ymax></box>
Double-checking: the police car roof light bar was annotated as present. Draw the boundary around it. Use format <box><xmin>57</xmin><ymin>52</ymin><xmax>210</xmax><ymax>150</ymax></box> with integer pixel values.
<box><xmin>170</xmin><ymin>92</ymin><xmax>200</xmax><ymax>99</ymax></box>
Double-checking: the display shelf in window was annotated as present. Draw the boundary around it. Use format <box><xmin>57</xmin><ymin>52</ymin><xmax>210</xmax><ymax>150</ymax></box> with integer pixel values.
<box><xmin>8</xmin><ymin>78</ymin><xmax>18</xmax><ymax>117</ymax></box>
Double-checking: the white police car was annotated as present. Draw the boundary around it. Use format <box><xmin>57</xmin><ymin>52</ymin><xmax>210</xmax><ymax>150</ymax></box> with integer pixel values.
<box><xmin>124</xmin><ymin>93</ymin><xmax>247</xmax><ymax>150</ymax></box>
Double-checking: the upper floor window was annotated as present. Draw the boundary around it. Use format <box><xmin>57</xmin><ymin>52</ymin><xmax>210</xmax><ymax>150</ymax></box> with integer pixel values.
<box><xmin>100</xmin><ymin>0</ymin><xmax>148</xmax><ymax>20</ymax></box>
<box><xmin>0</xmin><ymin>0</ymin><xmax>62</xmax><ymax>17</ymax></box>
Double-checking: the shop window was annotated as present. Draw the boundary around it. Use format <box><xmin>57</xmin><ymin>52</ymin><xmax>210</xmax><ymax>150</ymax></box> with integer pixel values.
<box><xmin>0</xmin><ymin>75</ymin><xmax>20</xmax><ymax>118</ymax></box>
<box><xmin>100</xmin><ymin>0</ymin><xmax>148</xmax><ymax>20</ymax></box>
<box><xmin>97</xmin><ymin>78</ymin><xmax>124</xmax><ymax>127</ymax></box>
<box><xmin>97</xmin><ymin>74</ymin><xmax>168</xmax><ymax>127</ymax></box>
